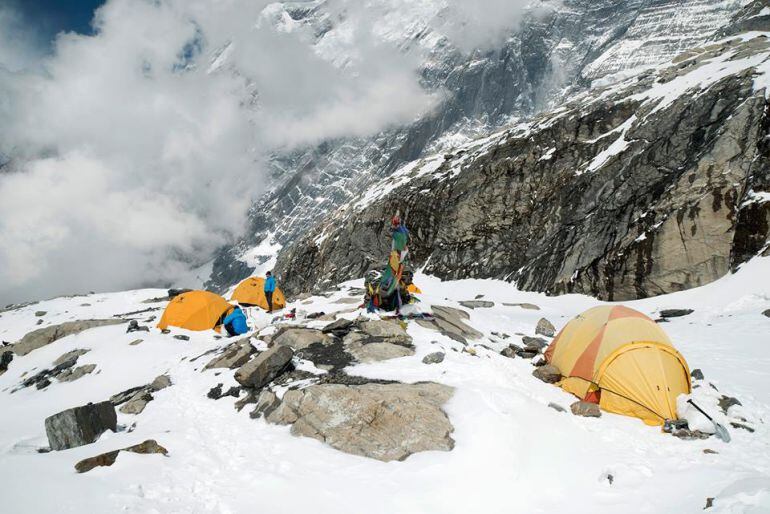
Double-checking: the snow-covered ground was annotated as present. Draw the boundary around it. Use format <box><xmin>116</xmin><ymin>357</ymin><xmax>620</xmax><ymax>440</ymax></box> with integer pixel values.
<box><xmin>1</xmin><ymin>257</ymin><xmax>769</xmax><ymax>513</ymax></box>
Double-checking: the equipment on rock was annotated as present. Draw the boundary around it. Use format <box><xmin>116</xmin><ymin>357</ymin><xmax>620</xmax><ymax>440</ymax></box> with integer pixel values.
<box><xmin>231</xmin><ymin>277</ymin><xmax>286</xmax><ymax>311</ymax></box>
<box><xmin>544</xmin><ymin>305</ymin><xmax>691</xmax><ymax>426</ymax></box>
<box><xmin>364</xmin><ymin>214</ymin><xmax>418</xmax><ymax>313</ymax></box>
<box><xmin>686</xmin><ymin>399</ymin><xmax>731</xmax><ymax>443</ymax></box>
<box><xmin>158</xmin><ymin>290</ymin><xmax>233</xmax><ymax>332</ymax></box>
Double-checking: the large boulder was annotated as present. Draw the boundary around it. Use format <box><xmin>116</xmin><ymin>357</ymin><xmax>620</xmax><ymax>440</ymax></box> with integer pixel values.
<box><xmin>44</xmin><ymin>401</ymin><xmax>117</xmax><ymax>451</ymax></box>
<box><xmin>235</xmin><ymin>346</ymin><xmax>294</xmax><ymax>389</ymax></box>
<box><xmin>205</xmin><ymin>337</ymin><xmax>257</xmax><ymax>370</ymax></box>
<box><xmin>264</xmin><ymin>382</ymin><xmax>454</xmax><ymax>462</ymax></box>
<box><xmin>357</xmin><ymin>320</ymin><xmax>412</xmax><ymax>346</ymax></box>
<box><xmin>570</xmin><ymin>401</ymin><xmax>601</xmax><ymax>418</ymax></box>
<box><xmin>417</xmin><ymin>306</ymin><xmax>482</xmax><ymax>344</ymax></box>
<box><xmin>13</xmin><ymin>320</ymin><xmax>125</xmax><ymax>356</ymax></box>
<box><xmin>74</xmin><ymin>439</ymin><xmax>168</xmax><ymax>473</ymax></box>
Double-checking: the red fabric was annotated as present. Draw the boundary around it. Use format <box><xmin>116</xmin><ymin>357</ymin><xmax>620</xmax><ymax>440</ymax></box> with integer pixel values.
<box><xmin>570</xmin><ymin>326</ymin><xmax>606</xmax><ymax>380</ymax></box>
<box><xmin>583</xmin><ymin>390</ymin><xmax>601</xmax><ymax>404</ymax></box>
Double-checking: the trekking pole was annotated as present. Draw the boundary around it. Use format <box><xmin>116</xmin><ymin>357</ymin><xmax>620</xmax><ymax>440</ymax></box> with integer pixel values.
<box><xmin>687</xmin><ymin>399</ymin><xmax>731</xmax><ymax>443</ymax></box>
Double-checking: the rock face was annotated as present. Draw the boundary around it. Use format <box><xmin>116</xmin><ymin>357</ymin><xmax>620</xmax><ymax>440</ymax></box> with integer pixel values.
<box><xmin>44</xmin><ymin>401</ymin><xmax>117</xmax><ymax>451</ymax></box>
<box><xmin>111</xmin><ymin>375</ymin><xmax>172</xmax><ymax>415</ymax></box>
<box><xmin>234</xmin><ymin>346</ymin><xmax>294</xmax><ymax>389</ymax></box>
<box><xmin>272</xmin><ymin>328</ymin><xmax>333</xmax><ymax>351</ymax></box>
<box><xmin>274</xmin><ymin>33</ymin><xmax>770</xmax><ymax>301</ymax></box>
<box><xmin>74</xmin><ymin>439</ymin><xmax>168</xmax><ymax>473</ymax></box>
<box><xmin>343</xmin><ymin>334</ymin><xmax>414</xmax><ymax>363</ymax></box>
<box><xmin>0</xmin><ymin>351</ymin><xmax>13</xmax><ymax>375</ymax></box>
<box><xmin>13</xmin><ymin>319</ymin><xmax>125</xmax><ymax>356</ymax></box>
<box><xmin>264</xmin><ymin>382</ymin><xmax>455</xmax><ymax>462</ymax></box>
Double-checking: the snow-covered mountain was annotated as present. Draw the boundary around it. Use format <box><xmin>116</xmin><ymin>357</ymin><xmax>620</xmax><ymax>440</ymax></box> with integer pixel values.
<box><xmin>205</xmin><ymin>0</ymin><xmax>750</xmax><ymax>293</ymax></box>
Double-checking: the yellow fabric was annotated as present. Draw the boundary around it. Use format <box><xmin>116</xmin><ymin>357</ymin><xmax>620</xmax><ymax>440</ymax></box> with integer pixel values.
<box><xmin>231</xmin><ymin>277</ymin><xmax>286</xmax><ymax>311</ymax></box>
<box><xmin>546</xmin><ymin>305</ymin><xmax>691</xmax><ymax>425</ymax></box>
<box><xmin>407</xmin><ymin>284</ymin><xmax>422</xmax><ymax>294</ymax></box>
<box><xmin>158</xmin><ymin>291</ymin><xmax>232</xmax><ymax>332</ymax></box>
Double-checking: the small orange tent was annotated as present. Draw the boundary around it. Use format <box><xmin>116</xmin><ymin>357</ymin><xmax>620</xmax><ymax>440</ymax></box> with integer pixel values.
<box><xmin>545</xmin><ymin>305</ymin><xmax>691</xmax><ymax>425</ymax></box>
<box><xmin>158</xmin><ymin>290</ymin><xmax>232</xmax><ymax>332</ymax></box>
<box><xmin>231</xmin><ymin>277</ymin><xmax>286</xmax><ymax>311</ymax></box>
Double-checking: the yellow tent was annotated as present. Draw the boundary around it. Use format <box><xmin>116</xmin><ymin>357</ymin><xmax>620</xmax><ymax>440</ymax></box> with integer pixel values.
<box><xmin>544</xmin><ymin>305</ymin><xmax>691</xmax><ymax>425</ymax></box>
<box><xmin>158</xmin><ymin>290</ymin><xmax>233</xmax><ymax>332</ymax></box>
<box><xmin>231</xmin><ymin>277</ymin><xmax>286</xmax><ymax>311</ymax></box>
<box><xmin>406</xmin><ymin>283</ymin><xmax>422</xmax><ymax>294</ymax></box>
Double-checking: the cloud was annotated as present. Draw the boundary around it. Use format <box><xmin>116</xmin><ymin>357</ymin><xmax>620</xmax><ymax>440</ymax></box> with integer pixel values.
<box><xmin>0</xmin><ymin>0</ymin><xmax>440</xmax><ymax>304</ymax></box>
<box><xmin>0</xmin><ymin>4</ymin><xmax>47</xmax><ymax>72</ymax></box>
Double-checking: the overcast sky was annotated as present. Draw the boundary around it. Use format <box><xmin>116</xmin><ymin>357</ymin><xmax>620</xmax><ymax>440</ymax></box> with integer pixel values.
<box><xmin>0</xmin><ymin>0</ymin><xmax>535</xmax><ymax>305</ymax></box>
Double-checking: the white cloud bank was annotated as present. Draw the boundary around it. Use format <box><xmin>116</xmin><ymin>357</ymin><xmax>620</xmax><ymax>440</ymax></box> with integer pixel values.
<box><xmin>0</xmin><ymin>0</ymin><xmax>537</xmax><ymax>304</ymax></box>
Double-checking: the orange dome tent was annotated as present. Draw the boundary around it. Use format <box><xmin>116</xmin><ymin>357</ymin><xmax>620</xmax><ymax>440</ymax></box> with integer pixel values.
<box><xmin>545</xmin><ymin>305</ymin><xmax>691</xmax><ymax>425</ymax></box>
<box><xmin>158</xmin><ymin>290</ymin><xmax>233</xmax><ymax>332</ymax></box>
<box><xmin>231</xmin><ymin>277</ymin><xmax>286</xmax><ymax>311</ymax></box>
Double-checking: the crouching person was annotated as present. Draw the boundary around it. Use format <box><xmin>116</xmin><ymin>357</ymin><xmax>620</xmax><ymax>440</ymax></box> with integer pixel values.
<box><xmin>223</xmin><ymin>306</ymin><xmax>248</xmax><ymax>336</ymax></box>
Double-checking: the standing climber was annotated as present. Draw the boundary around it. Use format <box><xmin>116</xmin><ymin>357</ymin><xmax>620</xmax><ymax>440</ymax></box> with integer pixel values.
<box><xmin>264</xmin><ymin>271</ymin><xmax>276</xmax><ymax>313</ymax></box>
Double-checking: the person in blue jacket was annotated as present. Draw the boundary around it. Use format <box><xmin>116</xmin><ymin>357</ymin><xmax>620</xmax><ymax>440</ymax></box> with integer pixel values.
<box><xmin>223</xmin><ymin>306</ymin><xmax>248</xmax><ymax>336</ymax></box>
<box><xmin>264</xmin><ymin>271</ymin><xmax>276</xmax><ymax>313</ymax></box>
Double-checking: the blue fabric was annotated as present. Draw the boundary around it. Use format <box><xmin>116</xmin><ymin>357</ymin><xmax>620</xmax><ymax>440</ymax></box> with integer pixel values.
<box><xmin>223</xmin><ymin>307</ymin><xmax>248</xmax><ymax>335</ymax></box>
<box><xmin>264</xmin><ymin>276</ymin><xmax>276</xmax><ymax>293</ymax></box>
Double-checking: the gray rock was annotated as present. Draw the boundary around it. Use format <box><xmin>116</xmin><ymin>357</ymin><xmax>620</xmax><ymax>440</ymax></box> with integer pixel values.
<box><xmin>718</xmin><ymin>395</ymin><xmax>742</xmax><ymax>414</ymax></box>
<box><xmin>422</xmin><ymin>352</ymin><xmax>445</xmax><ymax>364</ymax></box>
<box><xmin>250</xmin><ymin>390</ymin><xmax>281</xmax><ymax>419</ymax></box>
<box><xmin>321</xmin><ymin>318</ymin><xmax>355</xmax><ymax>336</ymax></box>
<box><xmin>357</xmin><ymin>320</ymin><xmax>412</xmax><ymax>346</ymax></box>
<box><xmin>503</xmin><ymin>303</ymin><xmax>540</xmax><ymax>310</ymax></box>
<box><xmin>235</xmin><ymin>346</ymin><xmax>294</xmax><ymax>389</ymax></box>
<box><xmin>0</xmin><ymin>351</ymin><xmax>13</xmax><ymax>375</ymax></box>
<box><xmin>58</xmin><ymin>364</ymin><xmax>97</xmax><ymax>382</ymax></box>
<box><xmin>119</xmin><ymin>391</ymin><xmax>154</xmax><ymax>414</ymax></box>
<box><xmin>35</xmin><ymin>311</ymin><xmax>47</xmax><ymax>317</ymax></box>
<box><xmin>150</xmin><ymin>374</ymin><xmax>172</xmax><ymax>391</ymax></box>
<box><xmin>53</xmin><ymin>349</ymin><xmax>90</xmax><ymax>367</ymax></box>
<box><xmin>548</xmin><ymin>402</ymin><xmax>566</xmax><ymax>413</ymax></box>
<box><xmin>763</xmin><ymin>309</ymin><xmax>770</xmax><ymax>318</ymax></box>
<box><xmin>264</xmin><ymin>382</ymin><xmax>455</xmax><ymax>461</ymax></box>
<box><xmin>344</xmin><ymin>333</ymin><xmax>415</xmax><ymax>363</ymax></box>
<box><xmin>659</xmin><ymin>309</ymin><xmax>694</xmax><ymax>318</ymax></box>
<box><xmin>459</xmin><ymin>300</ymin><xmax>495</xmax><ymax>309</ymax></box>
<box><xmin>500</xmin><ymin>347</ymin><xmax>517</xmax><ymax>359</ymax></box>
<box><xmin>13</xmin><ymin>319</ymin><xmax>125</xmax><ymax>356</ymax></box>
<box><xmin>173</xmin><ymin>335</ymin><xmax>190</xmax><ymax>341</ymax></box>
<box><xmin>272</xmin><ymin>328</ymin><xmax>333</xmax><ymax>351</ymax></box>
<box><xmin>532</xmin><ymin>364</ymin><xmax>561</xmax><ymax>384</ymax></box>
<box><xmin>205</xmin><ymin>338</ymin><xmax>257</xmax><ymax>370</ymax></box>
<box><xmin>535</xmin><ymin>318</ymin><xmax>556</xmax><ymax>337</ymax></box>
<box><xmin>129</xmin><ymin>339</ymin><xmax>143</xmax><ymax>346</ymax></box>
<box><xmin>75</xmin><ymin>439</ymin><xmax>168</xmax><ymax>473</ymax></box>
<box><xmin>570</xmin><ymin>401</ymin><xmax>601</xmax><ymax>418</ymax></box>
<box><xmin>44</xmin><ymin>401</ymin><xmax>117</xmax><ymax>451</ymax></box>
<box><xmin>691</xmin><ymin>368</ymin><xmax>704</xmax><ymax>380</ymax></box>
<box><xmin>416</xmin><ymin>306</ymin><xmax>482</xmax><ymax>344</ymax></box>
<box><xmin>521</xmin><ymin>336</ymin><xmax>548</xmax><ymax>352</ymax></box>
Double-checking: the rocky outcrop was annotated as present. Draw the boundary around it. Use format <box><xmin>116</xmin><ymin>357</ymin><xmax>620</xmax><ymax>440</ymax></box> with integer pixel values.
<box><xmin>416</xmin><ymin>306</ymin><xmax>482</xmax><ymax>344</ymax></box>
<box><xmin>110</xmin><ymin>375</ymin><xmax>172</xmax><ymax>415</ymax></box>
<box><xmin>12</xmin><ymin>319</ymin><xmax>125</xmax><ymax>356</ymax></box>
<box><xmin>75</xmin><ymin>440</ymin><xmax>168</xmax><ymax>473</ymax></box>
<box><xmin>535</xmin><ymin>318</ymin><xmax>556</xmax><ymax>337</ymax></box>
<box><xmin>44</xmin><ymin>401</ymin><xmax>117</xmax><ymax>451</ymax></box>
<box><xmin>274</xmin><ymin>35</ymin><xmax>770</xmax><ymax>301</ymax></box>
<box><xmin>263</xmin><ymin>382</ymin><xmax>454</xmax><ymax>462</ymax></box>
<box><xmin>234</xmin><ymin>346</ymin><xmax>294</xmax><ymax>389</ymax></box>
<box><xmin>532</xmin><ymin>364</ymin><xmax>561</xmax><ymax>384</ymax></box>
<box><xmin>205</xmin><ymin>337</ymin><xmax>257</xmax><ymax>370</ymax></box>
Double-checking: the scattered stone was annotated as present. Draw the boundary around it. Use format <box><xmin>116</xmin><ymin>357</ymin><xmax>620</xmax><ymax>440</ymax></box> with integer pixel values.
<box><xmin>58</xmin><ymin>364</ymin><xmax>97</xmax><ymax>382</ymax></box>
<box><xmin>36</xmin><ymin>378</ymin><xmax>51</xmax><ymax>390</ymax></box>
<box><xmin>763</xmin><ymin>309</ymin><xmax>770</xmax><ymax>318</ymax></box>
<box><xmin>532</xmin><ymin>364</ymin><xmax>561</xmax><ymax>384</ymax></box>
<box><xmin>150</xmin><ymin>374</ymin><xmax>172</xmax><ymax>391</ymax></box>
<box><xmin>35</xmin><ymin>311</ymin><xmax>47</xmax><ymax>317</ymax></box>
<box><xmin>522</xmin><ymin>336</ymin><xmax>548</xmax><ymax>352</ymax></box>
<box><xmin>205</xmin><ymin>337</ymin><xmax>257</xmax><ymax>370</ymax></box>
<box><xmin>321</xmin><ymin>318</ymin><xmax>355</xmax><ymax>337</ymax></box>
<box><xmin>168</xmin><ymin>288</ymin><xmax>192</xmax><ymax>299</ymax></box>
<box><xmin>129</xmin><ymin>339</ymin><xmax>143</xmax><ymax>346</ymax></box>
<box><xmin>161</xmin><ymin>329</ymin><xmax>171</xmax><ymax>334</ymax></box>
<box><xmin>417</xmin><ymin>306</ymin><xmax>482</xmax><ymax>344</ymax></box>
<box><xmin>422</xmin><ymin>352</ymin><xmax>445</xmax><ymax>364</ymax></box>
<box><xmin>126</xmin><ymin>320</ymin><xmax>150</xmax><ymax>333</ymax></box>
<box><xmin>264</xmin><ymin>382</ymin><xmax>454</xmax><ymax>461</ymax></box>
<box><xmin>659</xmin><ymin>309</ymin><xmax>694</xmax><ymax>318</ymax></box>
<box><xmin>718</xmin><ymin>395</ymin><xmax>742</xmax><ymax>414</ymax></box>
<box><xmin>272</xmin><ymin>328</ymin><xmax>333</xmax><ymax>351</ymax></box>
<box><xmin>119</xmin><ymin>391</ymin><xmax>154</xmax><ymax>414</ymax></box>
<box><xmin>12</xmin><ymin>319</ymin><xmax>125</xmax><ymax>356</ymax></box>
<box><xmin>535</xmin><ymin>318</ymin><xmax>556</xmax><ymax>337</ymax></box>
<box><xmin>234</xmin><ymin>346</ymin><xmax>294</xmax><ymax>389</ymax></box>
<box><xmin>45</xmin><ymin>401</ymin><xmax>117</xmax><ymax>451</ymax></box>
<box><xmin>36</xmin><ymin>319</ymin><xmax>43</xmax><ymax>325</ymax></box>
<box><xmin>500</xmin><ymin>347</ymin><xmax>517</xmax><ymax>359</ymax></box>
<box><xmin>691</xmin><ymin>368</ymin><xmax>704</xmax><ymax>380</ymax></box>
<box><xmin>250</xmin><ymin>390</ymin><xmax>281</xmax><ymax>419</ymax></box>
<box><xmin>53</xmin><ymin>349</ymin><xmax>90</xmax><ymax>367</ymax></box>
<box><xmin>459</xmin><ymin>300</ymin><xmax>495</xmax><ymax>309</ymax></box>
<box><xmin>730</xmin><ymin>422</ymin><xmax>755</xmax><ymax>433</ymax></box>
<box><xmin>306</xmin><ymin>312</ymin><xmax>326</xmax><ymax>319</ymax></box>
<box><xmin>531</xmin><ymin>356</ymin><xmax>547</xmax><ymax>367</ymax></box>
<box><xmin>207</xmin><ymin>383</ymin><xmax>241</xmax><ymax>400</ymax></box>
<box><xmin>672</xmin><ymin>428</ymin><xmax>711</xmax><ymax>440</ymax></box>
<box><xmin>703</xmin><ymin>449</ymin><xmax>718</xmax><ymax>454</ymax></box>
<box><xmin>548</xmin><ymin>402</ymin><xmax>566</xmax><ymax>413</ymax></box>
<box><xmin>75</xmin><ymin>439</ymin><xmax>168</xmax><ymax>473</ymax></box>
<box><xmin>705</xmin><ymin>497</ymin><xmax>714</xmax><ymax>510</ymax></box>
<box><xmin>491</xmin><ymin>331</ymin><xmax>510</xmax><ymax>339</ymax></box>
<box><xmin>0</xmin><ymin>351</ymin><xmax>13</xmax><ymax>375</ymax></box>
<box><xmin>570</xmin><ymin>401</ymin><xmax>601</xmax><ymax>418</ymax></box>
<box><xmin>173</xmin><ymin>335</ymin><xmax>190</xmax><ymax>341</ymax></box>
<box><xmin>503</xmin><ymin>303</ymin><xmax>540</xmax><ymax>310</ymax></box>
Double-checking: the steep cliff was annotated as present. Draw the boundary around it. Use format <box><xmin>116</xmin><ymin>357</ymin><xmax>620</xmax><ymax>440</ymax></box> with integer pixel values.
<box><xmin>274</xmin><ymin>30</ymin><xmax>770</xmax><ymax>300</ymax></box>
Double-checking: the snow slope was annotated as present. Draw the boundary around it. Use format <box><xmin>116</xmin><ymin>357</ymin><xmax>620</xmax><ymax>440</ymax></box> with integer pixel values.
<box><xmin>1</xmin><ymin>257</ymin><xmax>769</xmax><ymax>513</ymax></box>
